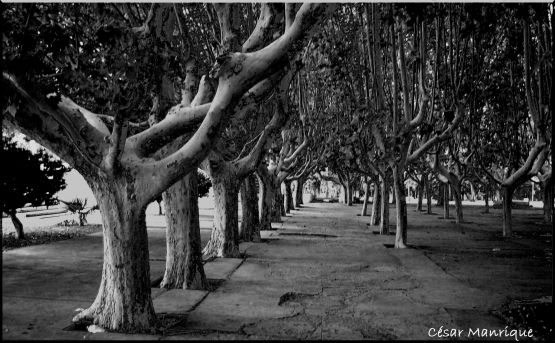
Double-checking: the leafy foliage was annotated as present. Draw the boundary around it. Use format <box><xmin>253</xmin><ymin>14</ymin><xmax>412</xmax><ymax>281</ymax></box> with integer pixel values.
<box><xmin>1</xmin><ymin>134</ymin><xmax>71</xmax><ymax>214</ymax></box>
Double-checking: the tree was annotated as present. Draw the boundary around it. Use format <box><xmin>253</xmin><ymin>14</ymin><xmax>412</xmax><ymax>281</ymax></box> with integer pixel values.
<box><xmin>3</xmin><ymin>2</ymin><xmax>334</xmax><ymax>333</ymax></box>
<box><xmin>1</xmin><ymin>134</ymin><xmax>70</xmax><ymax>239</ymax></box>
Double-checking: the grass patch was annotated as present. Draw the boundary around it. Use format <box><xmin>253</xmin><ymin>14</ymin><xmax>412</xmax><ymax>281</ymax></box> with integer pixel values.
<box><xmin>2</xmin><ymin>224</ymin><xmax>102</xmax><ymax>252</ymax></box>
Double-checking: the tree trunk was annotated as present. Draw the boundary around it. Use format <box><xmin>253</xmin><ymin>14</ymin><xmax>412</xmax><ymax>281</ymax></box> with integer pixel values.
<box><xmin>157</xmin><ymin>201</ymin><xmax>163</xmax><ymax>215</ymax></box>
<box><xmin>379</xmin><ymin>175</ymin><xmax>390</xmax><ymax>235</ymax></box>
<box><xmin>437</xmin><ymin>184</ymin><xmax>444</xmax><ymax>206</ymax></box>
<box><xmin>202</xmin><ymin>173</ymin><xmax>240</xmax><ymax>258</ymax></box>
<box><xmin>443</xmin><ymin>183</ymin><xmax>450</xmax><ymax>219</ymax></box>
<box><xmin>294</xmin><ymin>177</ymin><xmax>304</xmax><ymax>208</ymax></box>
<box><xmin>8</xmin><ymin>211</ymin><xmax>24</xmax><ymax>240</ymax></box>
<box><xmin>346</xmin><ymin>183</ymin><xmax>353</xmax><ymax>206</ymax></box>
<box><xmin>370</xmin><ymin>181</ymin><xmax>381</xmax><ymax>225</ymax></box>
<box><xmin>416</xmin><ymin>183</ymin><xmax>423</xmax><ymax>211</ymax></box>
<box><xmin>542</xmin><ymin>179</ymin><xmax>553</xmax><ymax>223</ymax></box>
<box><xmin>240</xmin><ymin>174</ymin><xmax>261</xmax><ymax>242</ymax></box>
<box><xmin>256</xmin><ymin>171</ymin><xmax>276</xmax><ymax>230</ymax></box>
<box><xmin>160</xmin><ymin>172</ymin><xmax>208</xmax><ymax>290</ymax></box>
<box><xmin>390</xmin><ymin>186</ymin><xmax>396</xmax><ymax>204</ymax></box>
<box><xmin>502</xmin><ymin>186</ymin><xmax>514</xmax><ymax>237</ymax></box>
<box><xmin>484</xmin><ymin>190</ymin><xmax>490</xmax><ymax>213</ymax></box>
<box><xmin>273</xmin><ymin>186</ymin><xmax>285</xmax><ymax>218</ymax></box>
<box><xmin>452</xmin><ymin>182</ymin><xmax>465</xmax><ymax>234</ymax></box>
<box><xmin>284</xmin><ymin>180</ymin><xmax>294</xmax><ymax>213</ymax></box>
<box><xmin>425</xmin><ymin>176</ymin><xmax>432</xmax><ymax>214</ymax></box>
<box><xmin>392</xmin><ymin>167</ymin><xmax>407</xmax><ymax>248</ymax></box>
<box><xmin>469</xmin><ymin>182</ymin><xmax>476</xmax><ymax>202</ymax></box>
<box><xmin>73</xmin><ymin>179</ymin><xmax>157</xmax><ymax>333</ymax></box>
<box><xmin>361</xmin><ymin>181</ymin><xmax>369</xmax><ymax>216</ymax></box>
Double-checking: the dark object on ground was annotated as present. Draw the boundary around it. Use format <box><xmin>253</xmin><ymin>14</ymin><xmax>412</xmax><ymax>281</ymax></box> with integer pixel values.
<box><xmin>498</xmin><ymin>296</ymin><xmax>553</xmax><ymax>341</ymax></box>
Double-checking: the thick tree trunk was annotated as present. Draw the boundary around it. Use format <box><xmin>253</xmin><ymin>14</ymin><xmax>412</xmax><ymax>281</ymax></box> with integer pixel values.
<box><xmin>443</xmin><ymin>184</ymin><xmax>450</xmax><ymax>219</ymax></box>
<box><xmin>469</xmin><ymin>182</ymin><xmax>476</xmax><ymax>202</ymax></box>
<box><xmin>240</xmin><ymin>174</ymin><xmax>261</xmax><ymax>242</ymax></box>
<box><xmin>256</xmin><ymin>171</ymin><xmax>276</xmax><ymax>230</ymax></box>
<box><xmin>203</xmin><ymin>174</ymin><xmax>240</xmax><ymax>258</ymax></box>
<box><xmin>284</xmin><ymin>180</ymin><xmax>294</xmax><ymax>213</ymax></box>
<box><xmin>274</xmin><ymin>186</ymin><xmax>286</xmax><ymax>217</ymax></box>
<box><xmin>361</xmin><ymin>181</ymin><xmax>369</xmax><ymax>216</ymax></box>
<box><xmin>370</xmin><ymin>182</ymin><xmax>381</xmax><ymax>225</ymax></box>
<box><xmin>160</xmin><ymin>172</ymin><xmax>208</xmax><ymax>290</ymax></box>
<box><xmin>452</xmin><ymin>183</ymin><xmax>464</xmax><ymax>224</ymax></box>
<box><xmin>346</xmin><ymin>183</ymin><xmax>353</xmax><ymax>206</ymax></box>
<box><xmin>73</xmin><ymin>180</ymin><xmax>157</xmax><ymax>333</ymax></box>
<box><xmin>437</xmin><ymin>184</ymin><xmax>444</xmax><ymax>206</ymax></box>
<box><xmin>379</xmin><ymin>175</ymin><xmax>390</xmax><ymax>235</ymax></box>
<box><xmin>392</xmin><ymin>167</ymin><xmax>407</xmax><ymax>248</ymax></box>
<box><xmin>294</xmin><ymin>177</ymin><xmax>304</xmax><ymax>208</ymax></box>
<box><xmin>8</xmin><ymin>211</ymin><xmax>24</xmax><ymax>240</ymax></box>
<box><xmin>416</xmin><ymin>183</ymin><xmax>423</xmax><ymax>211</ymax></box>
<box><xmin>502</xmin><ymin>186</ymin><xmax>514</xmax><ymax>237</ymax></box>
<box><xmin>425</xmin><ymin>176</ymin><xmax>432</xmax><ymax>214</ymax></box>
<box><xmin>484</xmin><ymin>190</ymin><xmax>490</xmax><ymax>213</ymax></box>
<box><xmin>542</xmin><ymin>180</ymin><xmax>553</xmax><ymax>223</ymax></box>
<box><xmin>390</xmin><ymin>186</ymin><xmax>396</xmax><ymax>204</ymax></box>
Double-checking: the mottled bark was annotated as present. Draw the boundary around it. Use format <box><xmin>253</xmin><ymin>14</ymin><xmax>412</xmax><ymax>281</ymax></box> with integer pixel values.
<box><xmin>416</xmin><ymin>183</ymin><xmax>423</xmax><ymax>211</ymax></box>
<box><xmin>370</xmin><ymin>182</ymin><xmax>381</xmax><ymax>225</ymax></box>
<box><xmin>284</xmin><ymin>180</ymin><xmax>294</xmax><ymax>213</ymax></box>
<box><xmin>379</xmin><ymin>175</ymin><xmax>390</xmax><ymax>235</ymax></box>
<box><xmin>239</xmin><ymin>174</ymin><xmax>261</xmax><ymax>242</ymax></box>
<box><xmin>202</xmin><ymin>171</ymin><xmax>240</xmax><ymax>258</ymax></box>
<box><xmin>8</xmin><ymin>211</ymin><xmax>24</xmax><ymax>240</ymax></box>
<box><xmin>274</xmin><ymin>187</ymin><xmax>286</xmax><ymax>217</ymax></box>
<box><xmin>542</xmin><ymin>179</ymin><xmax>553</xmax><ymax>223</ymax></box>
<box><xmin>73</xmin><ymin>179</ymin><xmax>156</xmax><ymax>333</ymax></box>
<box><xmin>502</xmin><ymin>186</ymin><xmax>514</xmax><ymax>237</ymax></box>
<box><xmin>392</xmin><ymin>167</ymin><xmax>408</xmax><ymax>248</ymax></box>
<box><xmin>257</xmin><ymin>171</ymin><xmax>276</xmax><ymax>230</ymax></box>
<box><xmin>484</xmin><ymin>190</ymin><xmax>490</xmax><ymax>213</ymax></box>
<box><xmin>160</xmin><ymin>172</ymin><xmax>208</xmax><ymax>290</ymax></box>
<box><xmin>346</xmin><ymin>183</ymin><xmax>353</xmax><ymax>206</ymax></box>
<box><xmin>452</xmin><ymin>182</ymin><xmax>464</xmax><ymax>228</ymax></box>
<box><xmin>443</xmin><ymin>184</ymin><xmax>450</xmax><ymax>219</ymax></box>
<box><xmin>294</xmin><ymin>177</ymin><xmax>304</xmax><ymax>207</ymax></box>
<box><xmin>361</xmin><ymin>181</ymin><xmax>370</xmax><ymax>216</ymax></box>
<box><xmin>425</xmin><ymin>176</ymin><xmax>432</xmax><ymax>214</ymax></box>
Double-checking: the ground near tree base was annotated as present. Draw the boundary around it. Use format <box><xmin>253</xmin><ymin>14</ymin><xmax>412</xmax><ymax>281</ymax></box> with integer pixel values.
<box><xmin>2</xmin><ymin>202</ymin><xmax>552</xmax><ymax>340</ymax></box>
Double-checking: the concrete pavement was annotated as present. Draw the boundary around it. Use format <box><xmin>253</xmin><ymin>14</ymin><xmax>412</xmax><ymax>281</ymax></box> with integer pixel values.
<box><xmin>3</xmin><ymin>202</ymin><xmax>548</xmax><ymax>340</ymax></box>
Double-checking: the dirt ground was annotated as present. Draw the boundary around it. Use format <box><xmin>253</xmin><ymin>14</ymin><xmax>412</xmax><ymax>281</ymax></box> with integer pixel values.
<box><xmin>2</xmin><ymin>200</ymin><xmax>552</xmax><ymax>340</ymax></box>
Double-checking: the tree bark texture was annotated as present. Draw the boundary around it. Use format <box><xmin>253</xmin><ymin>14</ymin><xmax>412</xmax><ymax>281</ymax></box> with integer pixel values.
<box><xmin>425</xmin><ymin>176</ymin><xmax>433</xmax><ymax>214</ymax></box>
<box><xmin>284</xmin><ymin>180</ymin><xmax>294</xmax><ymax>213</ymax></box>
<box><xmin>160</xmin><ymin>172</ymin><xmax>208</xmax><ymax>290</ymax></box>
<box><xmin>73</xmin><ymin>178</ymin><xmax>157</xmax><ymax>333</ymax></box>
<box><xmin>443</xmin><ymin>183</ymin><xmax>450</xmax><ymax>219</ymax></box>
<box><xmin>484</xmin><ymin>190</ymin><xmax>490</xmax><ymax>214</ymax></box>
<box><xmin>361</xmin><ymin>181</ymin><xmax>369</xmax><ymax>216</ymax></box>
<box><xmin>379</xmin><ymin>175</ymin><xmax>390</xmax><ymax>235</ymax></box>
<box><xmin>370</xmin><ymin>182</ymin><xmax>381</xmax><ymax>225</ymax></box>
<box><xmin>416</xmin><ymin>183</ymin><xmax>423</xmax><ymax>211</ymax></box>
<box><xmin>202</xmin><ymin>171</ymin><xmax>240</xmax><ymax>258</ymax></box>
<box><xmin>542</xmin><ymin>179</ymin><xmax>553</xmax><ymax>223</ymax></box>
<box><xmin>239</xmin><ymin>174</ymin><xmax>261</xmax><ymax>242</ymax></box>
<box><xmin>256</xmin><ymin>171</ymin><xmax>277</xmax><ymax>230</ymax></box>
<box><xmin>8</xmin><ymin>211</ymin><xmax>24</xmax><ymax>239</ymax></box>
<box><xmin>294</xmin><ymin>177</ymin><xmax>304</xmax><ymax>207</ymax></box>
<box><xmin>392</xmin><ymin>167</ymin><xmax>408</xmax><ymax>248</ymax></box>
<box><xmin>502</xmin><ymin>186</ymin><xmax>514</xmax><ymax>237</ymax></box>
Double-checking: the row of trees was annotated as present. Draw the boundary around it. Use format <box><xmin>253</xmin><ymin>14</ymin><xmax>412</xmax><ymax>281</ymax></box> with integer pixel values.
<box><xmin>2</xmin><ymin>2</ymin><xmax>551</xmax><ymax>334</ymax></box>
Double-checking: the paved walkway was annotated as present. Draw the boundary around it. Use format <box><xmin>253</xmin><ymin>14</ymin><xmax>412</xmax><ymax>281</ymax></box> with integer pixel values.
<box><xmin>2</xmin><ymin>202</ymin><xmax>541</xmax><ymax>340</ymax></box>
